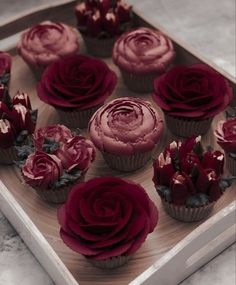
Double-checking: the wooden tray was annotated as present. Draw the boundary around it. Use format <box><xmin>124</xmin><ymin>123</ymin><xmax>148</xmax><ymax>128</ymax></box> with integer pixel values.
<box><xmin>0</xmin><ymin>1</ymin><xmax>235</xmax><ymax>285</ymax></box>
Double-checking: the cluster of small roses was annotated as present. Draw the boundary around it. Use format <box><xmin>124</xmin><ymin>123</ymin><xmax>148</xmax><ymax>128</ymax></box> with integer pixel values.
<box><xmin>153</xmin><ymin>136</ymin><xmax>231</xmax><ymax>207</ymax></box>
<box><xmin>0</xmin><ymin>92</ymin><xmax>37</xmax><ymax>149</ymax></box>
<box><xmin>75</xmin><ymin>0</ymin><xmax>132</xmax><ymax>37</ymax></box>
<box><xmin>19</xmin><ymin>124</ymin><xmax>95</xmax><ymax>190</ymax></box>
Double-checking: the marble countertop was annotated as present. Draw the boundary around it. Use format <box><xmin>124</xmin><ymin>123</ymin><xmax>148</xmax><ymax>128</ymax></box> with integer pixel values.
<box><xmin>0</xmin><ymin>0</ymin><xmax>235</xmax><ymax>284</ymax></box>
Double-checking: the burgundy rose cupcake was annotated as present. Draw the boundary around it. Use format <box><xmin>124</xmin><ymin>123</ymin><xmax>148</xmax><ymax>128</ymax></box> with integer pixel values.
<box><xmin>89</xmin><ymin>97</ymin><xmax>163</xmax><ymax>171</ymax></box>
<box><xmin>152</xmin><ymin>64</ymin><xmax>233</xmax><ymax>137</ymax></box>
<box><xmin>153</xmin><ymin>136</ymin><xmax>232</xmax><ymax>222</ymax></box>
<box><xmin>0</xmin><ymin>51</ymin><xmax>11</xmax><ymax>86</ymax></box>
<box><xmin>113</xmin><ymin>27</ymin><xmax>175</xmax><ymax>93</ymax></box>
<box><xmin>0</xmin><ymin>92</ymin><xmax>37</xmax><ymax>164</ymax></box>
<box><xmin>75</xmin><ymin>0</ymin><xmax>132</xmax><ymax>58</ymax></box>
<box><xmin>17</xmin><ymin>21</ymin><xmax>79</xmax><ymax>78</ymax></box>
<box><xmin>37</xmin><ymin>54</ymin><xmax>117</xmax><ymax>128</ymax></box>
<box><xmin>18</xmin><ymin>124</ymin><xmax>95</xmax><ymax>203</ymax></box>
<box><xmin>58</xmin><ymin>176</ymin><xmax>158</xmax><ymax>268</ymax></box>
<box><xmin>215</xmin><ymin>118</ymin><xmax>236</xmax><ymax>175</ymax></box>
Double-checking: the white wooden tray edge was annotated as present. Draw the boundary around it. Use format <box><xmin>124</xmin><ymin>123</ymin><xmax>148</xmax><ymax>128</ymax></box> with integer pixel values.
<box><xmin>0</xmin><ymin>179</ymin><xmax>235</xmax><ymax>285</ymax></box>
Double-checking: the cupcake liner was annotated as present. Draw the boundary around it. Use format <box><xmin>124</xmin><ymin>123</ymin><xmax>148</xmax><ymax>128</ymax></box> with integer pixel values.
<box><xmin>103</xmin><ymin>150</ymin><xmax>153</xmax><ymax>172</ymax></box>
<box><xmin>88</xmin><ymin>255</ymin><xmax>130</xmax><ymax>269</ymax></box>
<box><xmin>226</xmin><ymin>153</ymin><xmax>236</xmax><ymax>175</ymax></box>
<box><xmin>82</xmin><ymin>35</ymin><xmax>115</xmax><ymax>58</ymax></box>
<box><xmin>162</xmin><ymin>199</ymin><xmax>215</xmax><ymax>222</ymax></box>
<box><xmin>164</xmin><ymin>114</ymin><xmax>213</xmax><ymax>138</ymax></box>
<box><xmin>34</xmin><ymin>175</ymin><xmax>85</xmax><ymax>204</ymax></box>
<box><xmin>57</xmin><ymin>105</ymin><xmax>102</xmax><ymax>129</ymax></box>
<box><xmin>0</xmin><ymin>147</ymin><xmax>17</xmax><ymax>165</ymax></box>
<box><xmin>120</xmin><ymin>70</ymin><xmax>158</xmax><ymax>93</ymax></box>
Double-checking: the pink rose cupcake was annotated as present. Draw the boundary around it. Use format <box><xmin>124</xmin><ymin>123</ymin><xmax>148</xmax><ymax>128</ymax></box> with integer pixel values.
<box><xmin>215</xmin><ymin>117</ymin><xmax>236</xmax><ymax>175</ymax></box>
<box><xmin>0</xmin><ymin>92</ymin><xmax>37</xmax><ymax>165</ymax></box>
<box><xmin>58</xmin><ymin>176</ymin><xmax>158</xmax><ymax>268</ymax></box>
<box><xmin>113</xmin><ymin>27</ymin><xmax>175</xmax><ymax>93</ymax></box>
<box><xmin>152</xmin><ymin>64</ymin><xmax>233</xmax><ymax>137</ymax></box>
<box><xmin>75</xmin><ymin>0</ymin><xmax>132</xmax><ymax>58</ymax></box>
<box><xmin>153</xmin><ymin>136</ymin><xmax>232</xmax><ymax>222</ymax></box>
<box><xmin>18</xmin><ymin>124</ymin><xmax>95</xmax><ymax>203</ymax></box>
<box><xmin>17</xmin><ymin>21</ymin><xmax>79</xmax><ymax>78</ymax></box>
<box><xmin>89</xmin><ymin>97</ymin><xmax>163</xmax><ymax>171</ymax></box>
<box><xmin>37</xmin><ymin>54</ymin><xmax>117</xmax><ymax>128</ymax></box>
<box><xmin>0</xmin><ymin>51</ymin><xmax>11</xmax><ymax>86</ymax></box>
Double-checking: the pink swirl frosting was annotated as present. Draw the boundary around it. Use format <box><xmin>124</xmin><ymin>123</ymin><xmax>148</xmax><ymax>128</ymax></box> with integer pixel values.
<box><xmin>112</xmin><ymin>27</ymin><xmax>175</xmax><ymax>74</ymax></box>
<box><xmin>89</xmin><ymin>97</ymin><xmax>163</xmax><ymax>155</ymax></box>
<box><xmin>17</xmin><ymin>21</ymin><xmax>79</xmax><ymax>67</ymax></box>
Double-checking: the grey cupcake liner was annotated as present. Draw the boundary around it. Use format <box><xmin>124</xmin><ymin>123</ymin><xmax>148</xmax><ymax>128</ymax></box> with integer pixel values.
<box><xmin>164</xmin><ymin>114</ymin><xmax>213</xmax><ymax>138</ymax></box>
<box><xmin>226</xmin><ymin>153</ymin><xmax>236</xmax><ymax>175</ymax></box>
<box><xmin>120</xmin><ymin>70</ymin><xmax>158</xmax><ymax>93</ymax></box>
<box><xmin>0</xmin><ymin>147</ymin><xmax>17</xmax><ymax>165</ymax></box>
<box><xmin>162</xmin><ymin>199</ymin><xmax>215</xmax><ymax>222</ymax></box>
<box><xmin>103</xmin><ymin>150</ymin><xmax>153</xmax><ymax>172</ymax></box>
<box><xmin>88</xmin><ymin>255</ymin><xmax>131</xmax><ymax>269</ymax></box>
<box><xmin>57</xmin><ymin>105</ymin><xmax>102</xmax><ymax>129</ymax></box>
<box><xmin>82</xmin><ymin>35</ymin><xmax>115</xmax><ymax>58</ymax></box>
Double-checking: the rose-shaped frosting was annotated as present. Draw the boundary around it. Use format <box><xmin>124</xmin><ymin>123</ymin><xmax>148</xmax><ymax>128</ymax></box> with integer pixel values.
<box><xmin>17</xmin><ymin>21</ymin><xmax>79</xmax><ymax>67</ymax></box>
<box><xmin>12</xmin><ymin>91</ymin><xmax>31</xmax><ymax>109</ymax></box>
<box><xmin>112</xmin><ymin>27</ymin><xmax>175</xmax><ymax>74</ymax></box>
<box><xmin>152</xmin><ymin>64</ymin><xmax>233</xmax><ymax>119</ymax></box>
<box><xmin>0</xmin><ymin>119</ymin><xmax>15</xmax><ymax>148</ymax></box>
<box><xmin>89</xmin><ymin>97</ymin><xmax>163</xmax><ymax>155</ymax></box>
<box><xmin>22</xmin><ymin>151</ymin><xmax>63</xmax><ymax>189</ymax></box>
<box><xmin>153</xmin><ymin>137</ymin><xmax>226</xmax><ymax>205</ymax></box>
<box><xmin>33</xmin><ymin>124</ymin><xmax>73</xmax><ymax>150</ymax></box>
<box><xmin>37</xmin><ymin>54</ymin><xmax>117</xmax><ymax>110</ymax></box>
<box><xmin>215</xmin><ymin>118</ymin><xmax>236</xmax><ymax>153</ymax></box>
<box><xmin>58</xmin><ymin>176</ymin><xmax>158</xmax><ymax>260</ymax></box>
<box><xmin>56</xmin><ymin>135</ymin><xmax>95</xmax><ymax>171</ymax></box>
<box><xmin>0</xmin><ymin>51</ymin><xmax>11</xmax><ymax>77</ymax></box>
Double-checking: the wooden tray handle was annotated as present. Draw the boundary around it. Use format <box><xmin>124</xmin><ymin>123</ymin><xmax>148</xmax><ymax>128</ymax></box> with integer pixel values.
<box><xmin>130</xmin><ymin>201</ymin><xmax>236</xmax><ymax>285</ymax></box>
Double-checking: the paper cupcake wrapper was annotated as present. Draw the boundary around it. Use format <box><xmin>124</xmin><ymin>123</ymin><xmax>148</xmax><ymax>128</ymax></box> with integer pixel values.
<box><xmin>120</xmin><ymin>70</ymin><xmax>158</xmax><ymax>93</ymax></box>
<box><xmin>0</xmin><ymin>147</ymin><xmax>17</xmax><ymax>165</ymax></box>
<box><xmin>82</xmin><ymin>35</ymin><xmax>115</xmax><ymax>58</ymax></box>
<box><xmin>88</xmin><ymin>255</ymin><xmax>130</xmax><ymax>269</ymax></box>
<box><xmin>57</xmin><ymin>105</ymin><xmax>102</xmax><ymax>129</ymax></box>
<box><xmin>226</xmin><ymin>154</ymin><xmax>236</xmax><ymax>175</ymax></box>
<box><xmin>34</xmin><ymin>175</ymin><xmax>85</xmax><ymax>204</ymax></box>
<box><xmin>164</xmin><ymin>114</ymin><xmax>213</xmax><ymax>138</ymax></box>
<box><xmin>103</xmin><ymin>150</ymin><xmax>153</xmax><ymax>172</ymax></box>
<box><xmin>162</xmin><ymin>199</ymin><xmax>215</xmax><ymax>222</ymax></box>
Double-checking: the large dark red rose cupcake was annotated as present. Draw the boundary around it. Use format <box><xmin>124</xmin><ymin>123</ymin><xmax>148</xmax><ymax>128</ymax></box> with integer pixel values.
<box><xmin>17</xmin><ymin>124</ymin><xmax>95</xmax><ymax>203</ymax></box>
<box><xmin>153</xmin><ymin>136</ymin><xmax>232</xmax><ymax>222</ymax></box>
<box><xmin>89</xmin><ymin>97</ymin><xmax>163</xmax><ymax>171</ymax></box>
<box><xmin>215</xmin><ymin>117</ymin><xmax>236</xmax><ymax>175</ymax></box>
<box><xmin>0</xmin><ymin>51</ymin><xmax>11</xmax><ymax>86</ymax></box>
<box><xmin>75</xmin><ymin>0</ymin><xmax>132</xmax><ymax>58</ymax></box>
<box><xmin>152</xmin><ymin>64</ymin><xmax>233</xmax><ymax>137</ymax></box>
<box><xmin>58</xmin><ymin>176</ymin><xmax>158</xmax><ymax>268</ymax></box>
<box><xmin>37</xmin><ymin>54</ymin><xmax>117</xmax><ymax>128</ymax></box>
<box><xmin>113</xmin><ymin>27</ymin><xmax>175</xmax><ymax>93</ymax></box>
<box><xmin>17</xmin><ymin>21</ymin><xmax>79</xmax><ymax>78</ymax></box>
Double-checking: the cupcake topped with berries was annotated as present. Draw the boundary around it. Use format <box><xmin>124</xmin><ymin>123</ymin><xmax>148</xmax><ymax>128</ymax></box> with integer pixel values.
<box><xmin>75</xmin><ymin>0</ymin><xmax>132</xmax><ymax>57</ymax></box>
<box><xmin>153</xmin><ymin>136</ymin><xmax>233</xmax><ymax>222</ymax></box>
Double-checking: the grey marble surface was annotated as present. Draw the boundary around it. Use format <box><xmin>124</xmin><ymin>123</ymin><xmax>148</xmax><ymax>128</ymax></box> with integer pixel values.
<box><xmin>0</xmin><ymin>0</ymin><xmax>236</xmax><ymax>284</ymax></box>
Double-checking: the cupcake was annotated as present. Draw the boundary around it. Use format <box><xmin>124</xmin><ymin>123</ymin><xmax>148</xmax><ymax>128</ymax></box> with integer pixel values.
<box><xmin>75</xmin><ymin>0</ymin><xmax>132</xmax><ymax>58</ymax></box>
<box><xmin>152</xmin><ymin>64</ymin><xmax>233</xmax><ymax>137</ymax></box>
<box><xmin>215</xmin><ymin>117</ymin><xmax>236</xmax><ymax>175</ymax></box>
<box><xmin>17</xmin><ymin>124</ymin><xmax>95</xmax><ymax>203</ymax></box>
<box><xmin>113</xmin><ymin>27</ymin><xmax>175</xmax><ymax>93</ymax></box>
<box><xmin>0</xmin><ymin>51</ymin><xmax>11</xmax><ymax>86</ymax></box>
<box><xmin>0</xmin><ymin>92</ymin><xmax>37</xmax><ymax>165</ymax></box>
<box><xmin>89</xmin><ymin>97</ymin><xmax>163</xmax><ymax>171</ymax></box>
<box><xmin>17</xmin><ymin>21</ymin><xmax>79</xmax><ymax>78</ymax></box>
<box><xmin>58</xmin><ymin>176</ymin><xmax>158</xmax><ymax>268</ymax></box>
<box><xmin>37</xmin><ymin>54</ymin><xmax>117</xmax><ymax>128</ymax></box>
<box><xmin>153</xmin><ymin>136</ymin><xmax>232</xmax><ymax>222</ymax></box>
